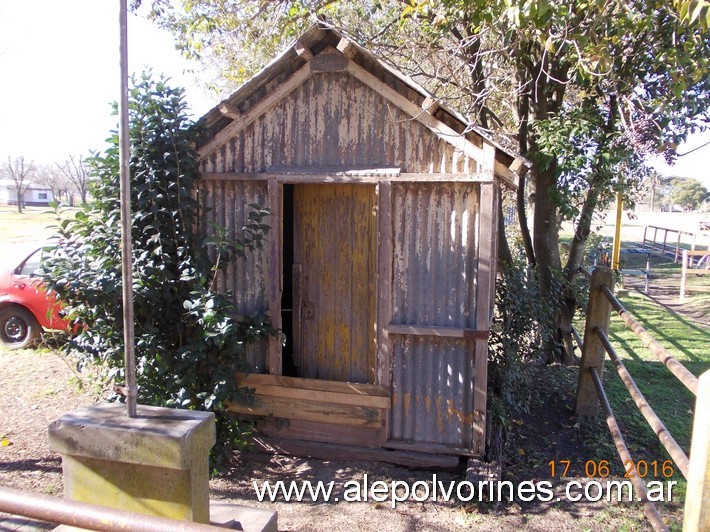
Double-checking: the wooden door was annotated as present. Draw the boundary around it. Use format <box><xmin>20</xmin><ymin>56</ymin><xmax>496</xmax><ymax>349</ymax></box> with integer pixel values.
<box><xmin>292</xmin><ymin>184</ymin><xmax>377</xmax><ymax>384</ymax></box>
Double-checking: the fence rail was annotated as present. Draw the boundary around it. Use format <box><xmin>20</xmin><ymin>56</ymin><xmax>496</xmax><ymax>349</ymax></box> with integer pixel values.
<box><xmin>680</xmin><ymin>249</ymin><xmax>710</xmax><ymax>302</ymax></box>
<box><xmin>575</xmin><ymin>267</ymin><xmax>708</xmax><ymax>532</ymax></box>
<box><xmin>642</xmin><ymin>225</ymin><xmax>704</xmax><ymax>263</ymax></box>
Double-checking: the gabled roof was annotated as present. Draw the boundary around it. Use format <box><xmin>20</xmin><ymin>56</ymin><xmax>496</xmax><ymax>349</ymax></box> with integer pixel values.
<box><xmin>197</xmin><ymin>25</ymin><xmax>527</xmax><ymax>187</ymax></box>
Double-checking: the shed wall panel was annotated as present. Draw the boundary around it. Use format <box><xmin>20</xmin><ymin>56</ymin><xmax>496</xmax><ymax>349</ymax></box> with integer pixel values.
<box><xmin>200</xmin><ymin>73</ymin><xmax>478</xmax><ymax>175</ymax></box>
<box><xmin>198</xmin><ymin>178</ymin><xmax>269</xmax><ymax>370</ymax></box>
<box><xmin>391</xmin><ymin>182</ymin><xmax>480</xmax><ymax>328</ymax></box>
<box><xmin>388</xmin><ymin>181</ymin><xmax>481</xmax><ymax>450</ymax></box>
<box><xmin>390</xmin><ymin>335</ymin><xmax>474</xmax><ymax>447</ymax></box>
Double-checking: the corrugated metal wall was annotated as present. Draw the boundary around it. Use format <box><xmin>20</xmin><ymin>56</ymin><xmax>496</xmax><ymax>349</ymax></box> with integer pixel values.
<box><xmin>389</xmin><ymin>182</ymin><xmax>481</xmax><ymax>449</ymax></box>
<box><xmin>200</xmin><ymin>72</ymin><xmax>478</xmax><ymax>174</ymax></box>
<box><xmin>198</xmin><ymin>177</ymin><xmax>269</xmax><ymax>370</ymax></box>
<box><xmin>199</xmin><ymin>66</ymin><xmax>490</xmax><ymax>449</ymax></box>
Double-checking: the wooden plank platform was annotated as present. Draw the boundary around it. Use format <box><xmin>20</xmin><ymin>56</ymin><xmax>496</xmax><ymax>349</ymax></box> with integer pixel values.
<box><xmin>230</xmin><ymin>373</ymin><xmax>390</xmax><ymax>443</ymax></box>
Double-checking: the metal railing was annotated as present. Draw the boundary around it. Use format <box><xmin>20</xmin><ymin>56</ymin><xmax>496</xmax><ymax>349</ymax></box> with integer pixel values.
<box><xmin>0</xmin><ymin>486</ymin><xmax>225</xmax><ymax>532</ymax></box>
<box><xmin>575</xmin><ymin>267</ymin><xmax>708</xmax><ymax>532</ymax></box>
<box><xmin>642</xmin><ymin>225</ymin><xmax>704</xmax><ymax>263</ymax></box>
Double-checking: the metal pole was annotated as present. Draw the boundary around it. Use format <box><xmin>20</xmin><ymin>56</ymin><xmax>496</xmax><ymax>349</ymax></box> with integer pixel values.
<box><xmin>119</xmin><ymin>0</ymin><xmax>137</xmax><ymax>417</ymax></box>
<box><xmin>0</xmin><ymin>486</ymin><xmax>220</xmax><ymax>532</ymax></box>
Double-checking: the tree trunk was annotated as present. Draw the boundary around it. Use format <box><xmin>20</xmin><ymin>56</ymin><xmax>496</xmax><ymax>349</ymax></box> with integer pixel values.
<box><xmin>16</xmin><ymin>189</ymin><xmax>23</xmax><ymax>213</ymax></box>
<box><xmin>557</xmin><ymin>95</ymin><xmax>618</xmax><ymax>365</ymax></box>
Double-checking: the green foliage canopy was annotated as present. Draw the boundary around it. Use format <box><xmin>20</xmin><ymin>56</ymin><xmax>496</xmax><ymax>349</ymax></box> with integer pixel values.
<box><xmin>44</xmin><ymin>73</ymin><xmax>272</xmax><ymax>465</ymax></box>
<box><xmin>669</xmin><ymin>177</ymin><xmax>709</xmax><ymax>210</ymax></box>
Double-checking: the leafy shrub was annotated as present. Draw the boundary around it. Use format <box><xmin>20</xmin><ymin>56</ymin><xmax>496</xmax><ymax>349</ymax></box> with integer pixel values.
<box><xmin>43</xmin><ymin>73</ymin><xmax>272</xmax><ymax>468</ymax></box>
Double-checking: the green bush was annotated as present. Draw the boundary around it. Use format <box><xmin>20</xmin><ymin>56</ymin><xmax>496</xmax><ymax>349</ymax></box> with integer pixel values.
<box><xmin>43</xmin><ymin>73</ymin><xmax>272</xmax><ymax>469</ymax></box>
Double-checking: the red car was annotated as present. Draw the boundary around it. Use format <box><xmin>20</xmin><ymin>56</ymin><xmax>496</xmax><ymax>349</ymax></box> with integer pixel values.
<box><xmin>0</xmin><ymin>246</ymin><xmax>68</xmax><ymax>349</ymax></box>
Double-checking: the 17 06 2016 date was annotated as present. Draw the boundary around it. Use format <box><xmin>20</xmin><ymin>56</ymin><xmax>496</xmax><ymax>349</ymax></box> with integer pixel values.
<box><xmin>547</xmin><ymin>459</ymin><xmax>675</xmax><ymax>478</ymax></box>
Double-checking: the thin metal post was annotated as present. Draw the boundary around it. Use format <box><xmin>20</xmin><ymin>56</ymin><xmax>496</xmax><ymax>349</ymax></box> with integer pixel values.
<box><xmin>680</xmin><ymin>249</ymin><xmax>688</xmax><ymax>303</ymax></box>
<box><xmin>645</xmin><ymin>253</ymin><xmax>650</xmax><ymax>293</ymax></box>
<box><xmin>119</xmin><ymin>0</ymin><xmax>137</xmax><ymax>417</ymax></box>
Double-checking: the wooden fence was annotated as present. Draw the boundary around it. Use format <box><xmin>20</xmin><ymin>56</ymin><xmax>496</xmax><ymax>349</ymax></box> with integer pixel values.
<box><xmin>680</xmin><ymin>249</ymin><xmax>710</xmax><ymax>302</ymax></box>
<box><xmin>575</xmin><ymin>267</ymin><xmax>708</xmax><ymax>532</ymax></box>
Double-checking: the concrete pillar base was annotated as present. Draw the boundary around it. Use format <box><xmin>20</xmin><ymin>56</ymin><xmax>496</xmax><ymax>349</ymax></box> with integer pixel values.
<box><xmin>48</xmin><ymin>403</ymin><xmax>215</xmax><ymax>524</ymax></box>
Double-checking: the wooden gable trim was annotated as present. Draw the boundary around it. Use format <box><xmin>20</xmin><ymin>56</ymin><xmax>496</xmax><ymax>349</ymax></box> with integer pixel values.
<box><xmin>198</xmin><ymin>50</ymin><xmax>520</xmax><ymax>187</ymax></box>
<box><xmin>344</xmin><ymin>59</ymin><xmax>518</xmax><ymax>188</ymax></box>
<box><xmin>198</xmin><ymin>62</ymin><xmax>312</xmax><ymax>158</ymax></box>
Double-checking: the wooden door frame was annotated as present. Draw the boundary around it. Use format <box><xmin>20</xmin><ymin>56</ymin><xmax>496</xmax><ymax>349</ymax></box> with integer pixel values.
<box><xmin>266</xmin><ymin>177</ymin><xmax>385</xmax><ymax>382</ymax></box>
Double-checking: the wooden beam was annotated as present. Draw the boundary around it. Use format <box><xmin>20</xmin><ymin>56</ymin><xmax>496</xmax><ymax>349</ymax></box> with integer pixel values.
<box><xmin>336</xmin><ymin>37</ymin><xmax>358</xmax><ymax>59</ymax></box>
<box><xmin>266</xmin><ymin>179</ymin><xmax>282</xmax><ymax>375</ymax></box>
<box><xmin>387</xmin><ymin>323</ymin><xmax>488</xmax><ymax>340</ymax></box>
<box><xmin>421</xmin><ymin>96</ymin><xmax>440</xmax><ymax>115</ymax></box>
<box><xmin>684</xmin><ymin>369</ymin><xmax>710</xmax><ymax>532</ymax></box>
<box><xmin>228</xmin><ymin>395</ymin><xmax>384</xmax><ymax>428</ymax></box>
<box><xmin>198</xmin><ymin>62</ymin><xmax>311</xmax><ymax>157</ymax></box>
<box><xmin>249</xmin><ymin>437</ymin><xmax>461</xmax><ymax>469</ymax></box>
<box><xmin>383</xmin><ymin>439</ymin><xmax>481</xmax><ymax>458</ymax></box>
<box><xmin>471</xmin><ymin>142</ymin><xmax>498</xmax><ymax>455</ymax></box>
<box><xmin>376</xmin><ymin>182</ymin><xmax>393</xmax><ymax>389</ymax></box>
<box><xmin>575</xmin><ymin>267</ymin><xmax>614</xmax><ymax>416</ymax></box>
<box><xmin>218</xmin><ymin>101</ymin><xmax>241</xmax><ymax>120</ymax></box>
<box><xmin>240</xmin><ymin>382</ymin><xmax>389</xmax><ymax>409</ymax></box>
<box><xmin>294</xmin><ymin>40</ymin><xmax>313</xmax><ymax>61</ymax></box>
<box><xmin>237</xmin><ymin>372</ymin><xmax>389</xmax><ymax>397</ymax></box>
<box><xmin>200</xmin><ymin>171</ymin><xmax>500</xmax><ymax>184</ymax></box>
<box><xmin>254</xmin><ymin>418</ymin><xmax>382</xmax><ymax>448</ymax></box>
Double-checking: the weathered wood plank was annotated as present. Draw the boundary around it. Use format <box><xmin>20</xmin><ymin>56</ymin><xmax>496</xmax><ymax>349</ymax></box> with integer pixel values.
<box><xmin>267</xmin><ymin>179</ymin><xmax>282</xmax><ymax>375</ymax></box>
<box><xmin>241</xmin><ymin>382</ymin><xmax>390</xmax><ymax>409</ymax></box>
<box><xmin>250</xmin><ymin>437</ymin><xmax>461</xmax><ymax>469</ymax></box>
<box><xmin>472</xmin><ymin>143</ymin><xmax>498</xmax><ymax>454</ymax></box>
<box><xmin>376</xmin><ymin>181</ymin><xmax>393</xmax><ymax>388</ymax></box>
<box><xmin>383</xmin><ymin>439</ymin><xmax>482</xmax><ymax>458</ymax></box>
<box><xmin>254</xmin><ymin>418</ymin><xmax>382</xmax><ymax>448</ymax></box>
<box><xmin>387</xmin><ymin>323</ymin><xmax>488</xmax><ymax>339</ymax></box>
<box><xmin>201</xmin><ymin>171</ymin><xmax>499</xmax><ymax>183</ymax></box>
<box><xmin>228</xmin><ymin>395</ymin><xmax>384</xmax><ymax>428</ymax></box>
<box><xmin>236</xmin><ymin>372</ymin><xmax>389</xmax><ymax>396</ymax></box>
<box><xmin>198</xmin><ymin>63</ymin><xmax>312</xmax><ymax>158</ymax></box>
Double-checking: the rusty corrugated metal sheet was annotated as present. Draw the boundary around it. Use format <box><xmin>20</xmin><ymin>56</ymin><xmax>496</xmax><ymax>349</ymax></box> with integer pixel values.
<box><xmin>198</xmin><ymin>178</ymin><xmax>269</xmax><ymax>370</ymax></box>
<box><xmin>200</xmin><ymin>72</ymin><xmax>477</xmax><ymax>174</ymax></box>
<box><xmin>389</xmin><ymin>182</ymin><xmax>481</xmax><ymax>449</ymax></box>
<box><xmin>390</xmin><ymin>335</ymin><xmax>475</xmax><ymax>447</ymax></box>
<box><xmin>391</xmin><ymin>182</ymin><xmax>479</xmax><ymax>327</ymax></box>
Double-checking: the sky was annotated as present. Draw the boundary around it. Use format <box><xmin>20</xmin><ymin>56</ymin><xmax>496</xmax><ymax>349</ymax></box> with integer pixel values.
<box><xmin>0</xmin><ymin>1</ymin><xmax>708</xmax><ymax>188</ymax></box>
<box><xmin>0</xmin><ymin>1</ymin><xmax>214</xmax><ymax>167</ymax></box>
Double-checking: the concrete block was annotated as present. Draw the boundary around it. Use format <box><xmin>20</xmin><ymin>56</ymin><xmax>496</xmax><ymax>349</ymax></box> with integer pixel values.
<box><xmin>48</xmin><ymin>403</ymin><xmax>215</xmax><ymax>524</ymax></box>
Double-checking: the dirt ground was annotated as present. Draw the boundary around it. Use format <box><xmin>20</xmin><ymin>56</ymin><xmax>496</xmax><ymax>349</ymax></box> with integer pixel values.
<box><xmin>1</xmin><ymin>345</ymin><xmax>681</xmax><ymax>531</ymax></box>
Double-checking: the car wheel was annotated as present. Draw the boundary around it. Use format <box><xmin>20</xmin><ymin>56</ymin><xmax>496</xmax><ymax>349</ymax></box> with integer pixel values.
<box><xmin>0</xmin><ymin>307</ymin><xmax>41</xmax><ymax>349</ymax></box>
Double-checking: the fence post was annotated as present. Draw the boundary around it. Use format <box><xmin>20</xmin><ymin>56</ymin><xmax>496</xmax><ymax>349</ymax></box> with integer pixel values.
<box><xmin>575</xmin><ymin>267</ymin><xmax>614</xmax><ymax>416</ymax></box>
<box><xmin>680</xmin><ymin>250</ymin><xmax>688</xmax><ymax>302</ymax></box>
<box><xmin>684</xmin><ymin>369</ymin><xmax>710</xmax><ymax>532</ymax></box>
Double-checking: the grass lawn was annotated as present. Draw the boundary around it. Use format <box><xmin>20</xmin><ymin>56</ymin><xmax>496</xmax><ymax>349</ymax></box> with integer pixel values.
<box><xmin>570</xmin><ymin>286</ymin><xmax>710</xmax><ymax>520</ymax></box>
<box><xmin>0</xmin><ymin>205</ymin><xmax>83</xmax><ymax>245</ymax></box>
<box><xmin>604</xmin><ymin>291</ymin><xmax>708</xmax><ymax>454</ymax></box>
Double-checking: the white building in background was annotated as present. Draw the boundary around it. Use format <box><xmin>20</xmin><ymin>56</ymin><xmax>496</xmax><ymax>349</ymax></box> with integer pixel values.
<box><xmin>0</xmin><ymin>179</ymin><xmax>54</xmax><ymax>207</ymax></box>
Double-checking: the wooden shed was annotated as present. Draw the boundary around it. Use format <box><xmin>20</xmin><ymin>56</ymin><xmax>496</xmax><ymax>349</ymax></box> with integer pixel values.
<box><xmin>197</xmin><ymin>26</ymin><xmax>524</xmax><ymax>465</ymax></box>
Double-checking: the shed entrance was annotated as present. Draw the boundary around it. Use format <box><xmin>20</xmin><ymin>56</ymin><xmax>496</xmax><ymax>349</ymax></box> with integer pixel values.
<box><xmin>284</xmin><ymin>183</ymin><xmax>377</xmax><ymax>385</ymax></box>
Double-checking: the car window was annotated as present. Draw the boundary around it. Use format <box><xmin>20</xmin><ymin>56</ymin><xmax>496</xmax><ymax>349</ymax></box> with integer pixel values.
<box><xmin>17</xmin><ymin>249</ymin><xmax>43</xmax><ymax>277</ymax></box>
